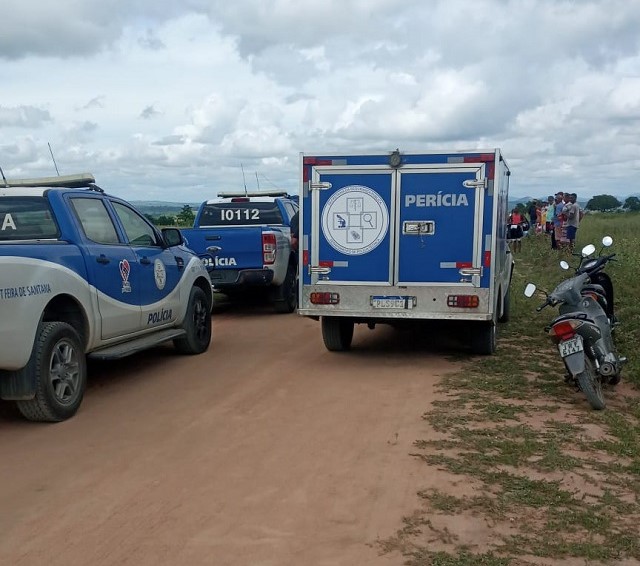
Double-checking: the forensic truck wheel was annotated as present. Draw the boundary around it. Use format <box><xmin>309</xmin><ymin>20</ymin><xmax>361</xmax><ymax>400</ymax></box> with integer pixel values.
<box><xmin>16</xmin><ymin>322</ymin><xmax>87</xmax><ymax>422</ymax></box>
<box><xmin>471</xmin><ymin>321</ymin><xmax>497</xmax><ymax>355</ymax></box>
<box><xmin>321</xmin><ymin>317</ymin><xmax>354</xmax><ymax>352</ymax></box>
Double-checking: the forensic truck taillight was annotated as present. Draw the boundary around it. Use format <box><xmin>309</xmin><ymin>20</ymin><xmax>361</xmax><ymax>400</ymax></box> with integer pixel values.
<box><xmin>447</xmin><ymin>295</ymin><xmax>480</xmax><ymax>308</ymax></box>
<box><xmin>310</xmin><ymin>292</ymin><xmax>340</xmax><ymax>305</ymax></box>
<box><xmin>262</xmin><ymin>233</ymin><xmax>277</xmax><ymax>264</ymax></box>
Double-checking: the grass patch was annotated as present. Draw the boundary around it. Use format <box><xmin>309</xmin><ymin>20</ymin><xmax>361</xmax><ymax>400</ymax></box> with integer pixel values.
<box><xmin>377</xmin><ymin>214</ymin><xmax>640</xmax><ymax>564</ymax></box>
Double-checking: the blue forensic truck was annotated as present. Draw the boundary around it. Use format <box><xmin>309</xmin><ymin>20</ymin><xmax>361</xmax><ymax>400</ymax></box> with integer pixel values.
<box><xmin>297</xmin><ymin>149</ymin><xmax>514</xmax><ymax>354</ymax></box>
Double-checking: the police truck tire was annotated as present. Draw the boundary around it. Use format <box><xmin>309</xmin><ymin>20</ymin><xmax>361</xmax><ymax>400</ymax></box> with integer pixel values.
<box><xmin>471</xmin><ymin>321</ymin><xmax>497</xmax><ymax>355</ymax></box>
<box><xmin>321</xmin><ymin>317</ymin><xmax>354</xmax><ymax>352</ymax></box>
<box><xmin>274</xmin><ymin>263</ymin><xmax>297</xmax><ymax>314</ymax></box>
<box><xmin>16</xmin><ymin>321</ymin><xmax>87</xmax><ymax>422</ymax></box>
<box><xmin>498</xmin><ymin>287</ymin><xmax>511</xmax><ymax>323</ymax></box>
<box><xmin>577</xmin><ymin>358</ymin><xmax>605</xmax><ymax>410</ymax></box>
<box><xmin>174</xmin><ymin>286</ymin><xmax>212</xmax><ymax>355</ymax></box>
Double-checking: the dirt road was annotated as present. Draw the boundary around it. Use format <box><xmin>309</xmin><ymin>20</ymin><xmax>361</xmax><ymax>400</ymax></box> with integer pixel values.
<box><xmin>0</xmin><ymin>306</ymin><xmax>457</xmax><ymax>566</ymax></box>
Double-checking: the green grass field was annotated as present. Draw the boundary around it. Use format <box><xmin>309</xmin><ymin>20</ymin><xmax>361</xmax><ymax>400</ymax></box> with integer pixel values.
<box><xmin>378</xmin><ymin>213</ymin><xmax>640</xmax><ymax>565</ymax></box>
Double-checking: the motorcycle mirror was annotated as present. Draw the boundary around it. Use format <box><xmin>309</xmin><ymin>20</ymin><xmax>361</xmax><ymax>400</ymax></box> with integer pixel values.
<box><xmin>560</xmin><ymin>260</ymin><xmax>570</xmax><ymax>270</ymax></box>
<box><xmin>524</xmin><ymin>283</ymin><xmax>537</xmax><ymax>298</ymax></box>
<box><xmin>581</xmin><ymin>244</ymin><xmax>596</xmax><ymax>257</ymax></box>
<box><xmin>602</xmin><ymin>236</ymin><xmax>613</xmax><ymax>247</ymax></box>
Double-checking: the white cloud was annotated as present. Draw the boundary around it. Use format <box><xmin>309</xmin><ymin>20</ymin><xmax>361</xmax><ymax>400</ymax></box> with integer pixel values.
<box><xmin>1</xmin><ymin>0</ymin><xmax>640</xmax><ymax>201</ymax></box>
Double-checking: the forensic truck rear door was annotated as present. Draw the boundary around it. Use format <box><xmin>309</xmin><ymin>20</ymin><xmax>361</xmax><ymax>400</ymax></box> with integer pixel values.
<box><xmin>300</xmin><ymin>152</ymin><xmax>504</xmax><ymax>353</ymax></box>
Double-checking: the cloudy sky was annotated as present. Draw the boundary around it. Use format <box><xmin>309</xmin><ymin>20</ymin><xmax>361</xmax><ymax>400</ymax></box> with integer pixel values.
<box><xmin>2</xmin><ymin>0</ymin><xmax>640</xmax><ymax>202</ymax></box>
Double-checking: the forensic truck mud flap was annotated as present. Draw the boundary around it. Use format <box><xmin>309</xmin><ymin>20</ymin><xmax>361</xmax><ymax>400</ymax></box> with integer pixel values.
<box><xmin>298</xmin><ymin>150</ymin><xmax>512</xmax><ymax>355</ymax></box>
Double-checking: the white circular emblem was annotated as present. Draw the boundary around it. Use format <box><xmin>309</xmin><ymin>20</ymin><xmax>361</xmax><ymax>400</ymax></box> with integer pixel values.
<box><xmin>153</xmin><ymin>259</ymin><xmax>166</xmax><ymax>290</ymax></box>
<box><xmin>321</xmin><ymin>185</ymin><xmax>389</xmax><ymax>255</ymax></box>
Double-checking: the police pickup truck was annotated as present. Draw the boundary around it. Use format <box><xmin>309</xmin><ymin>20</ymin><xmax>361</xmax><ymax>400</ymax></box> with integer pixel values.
<box><xmin>0</xmin><ymin>173</ymin><xmax>214</xmax><ymax>422</ymax></box>
<box><xmin>181</xmin><ymin>190</ymin><xmax>299</xmax><ymax>313</ymax></box>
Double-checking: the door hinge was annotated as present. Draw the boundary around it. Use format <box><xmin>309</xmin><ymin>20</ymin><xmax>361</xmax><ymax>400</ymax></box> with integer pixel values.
<box><xmin>462</xmin><ymin>178</ymin><xmax>487</xmax><ymax>189</ymax></box>
<box><xmin>309</xmin><ymin>265</ymin><xmax>332</xmax><ymax>275</ymax></box>
<box><xmin>310</xmin><ymin>182</ymin><xmax>332</xmax><ymax>191</ymax></box>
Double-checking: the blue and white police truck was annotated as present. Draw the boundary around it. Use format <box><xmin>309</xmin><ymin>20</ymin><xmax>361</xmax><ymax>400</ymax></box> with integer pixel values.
<box><xmin>297</xmin><ymin>149</ymin><xmax>514</xmax><ymax>355</ymax></box>
<box><xmin>181</xmin><ymin>191</ymin><xmax>299</xmax><ymax>313</ymax></box>
<box><xmin>0</xmin><ymin>173</ymin><xmax>214</xmax><ymax>422</ymax></box>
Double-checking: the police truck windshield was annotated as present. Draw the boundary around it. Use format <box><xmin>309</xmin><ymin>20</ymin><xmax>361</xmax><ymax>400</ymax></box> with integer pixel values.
<box><xmin>0</xmin><ymin>197</ymin><xmax>59</xmax><ymax>240</ymax></box>
<box><xmin>199</xmin><ymin>202</ymin><xmax>283</xmax><ymax>227</ymax></box>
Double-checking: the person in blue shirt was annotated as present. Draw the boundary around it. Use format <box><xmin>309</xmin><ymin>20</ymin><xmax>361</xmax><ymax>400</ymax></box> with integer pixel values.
<box><xmin>552</xmin><ymin>192</ymin><xmax>565</xmax><ymax>250</ymax></box>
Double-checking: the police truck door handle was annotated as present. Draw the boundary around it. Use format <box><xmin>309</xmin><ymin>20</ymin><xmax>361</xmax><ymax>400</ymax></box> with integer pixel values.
<box><xmin>96</xmin><ymin>255</ymin><xmax>110</xmax><ymax>264</ymax></box>
<box><xmin>175</xmin><ymin>256</ymin><xmax>184</xmax><ymax>270</ymax></box>
<box><xmin>140</xmin><ymin>257</ymin><xmax>151</xmax><ymax>265</ymax></box>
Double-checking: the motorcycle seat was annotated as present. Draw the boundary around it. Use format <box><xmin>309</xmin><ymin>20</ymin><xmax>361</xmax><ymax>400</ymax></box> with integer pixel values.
<box><xmin>552</xmin><ymin>312</ymin><xmax>596</xmax><ymax>325</ymax></box>
<box><xmin>582</xmin><ymin>284</ymin><xmax>605</xmax><ymax>295</ymax></box>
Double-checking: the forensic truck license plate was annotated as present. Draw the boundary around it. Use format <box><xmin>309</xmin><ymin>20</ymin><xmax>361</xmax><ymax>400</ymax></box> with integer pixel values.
<box><xmin>558</xmin><ymin>336</ymin><xmax>583</xmax><ymax>357</ymax></box>
<box><xmin>371</xmin><ymin>296</ymin><xmax>415</xmax><ymax>309</ymax></box>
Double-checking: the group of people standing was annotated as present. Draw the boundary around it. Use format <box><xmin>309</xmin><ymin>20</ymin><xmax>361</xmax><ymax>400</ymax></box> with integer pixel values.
<box><xmin>507</xmin><ymin>192</ymin><xmax>582</xmax><ymax>252</ymax></box>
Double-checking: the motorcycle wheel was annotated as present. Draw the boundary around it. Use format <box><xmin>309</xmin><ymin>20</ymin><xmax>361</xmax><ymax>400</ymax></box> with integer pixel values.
<box><xmin>576</xmin><ymin>357</ymin><xmax>605</xmax><ymax>410</ymax></box>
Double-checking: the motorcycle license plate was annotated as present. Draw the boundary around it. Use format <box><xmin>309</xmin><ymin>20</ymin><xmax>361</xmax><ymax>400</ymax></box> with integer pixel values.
<box><xmin>558</xmin><ymin>335</ymin><xmax>583</xmax><ymax>357</ymax></box>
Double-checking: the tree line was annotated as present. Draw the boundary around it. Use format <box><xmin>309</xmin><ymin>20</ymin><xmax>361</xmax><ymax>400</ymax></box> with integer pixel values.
<box><xmin>515</xmin><ymin>195</ymin><xmax>640</xmax><ymax>214</ymax></box>
<box><xmin>144</xmin><ymin>205</ymin><xmax>195</xmax><ymax>227</ymax></box>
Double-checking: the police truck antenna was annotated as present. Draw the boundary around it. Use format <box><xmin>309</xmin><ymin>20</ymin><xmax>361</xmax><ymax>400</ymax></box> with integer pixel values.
<box><xmin>241</xmin><ymin>163</ymin><xmax>248</xmax><ymax>196</ymax></box>
<box><xmin>48</xmin><ymin>142</ymin><xmax>60</xmax><ymax>176</ymax></box>
<box><xmin>255</xmin><ymin>171</ymin><xmax>260</xmax><ymax>190</ymax></box>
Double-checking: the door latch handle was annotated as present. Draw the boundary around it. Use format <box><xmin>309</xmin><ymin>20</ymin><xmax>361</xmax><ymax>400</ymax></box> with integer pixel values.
<box><xmin>140</xmin><ymin>257</ymin><xmax>151</xmax><ymax>265</ymax></box>
<box><xmin>96</xmin><ymin>255</ymin><xmax>110</xmax><ymax>264</ymax></box>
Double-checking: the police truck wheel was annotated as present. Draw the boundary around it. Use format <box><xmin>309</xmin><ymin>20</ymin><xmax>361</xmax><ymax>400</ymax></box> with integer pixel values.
<box><xmin>321</xmin><ymin>317</ymin><xmax>354</xmax><ymax>351</ymax></box>
<box><xmin>577</xmin><ymin>358</ymin><xmax>606</xmax><ymax>410</ymax></box>
<box><xmin>471</xmin><ymin>321</ymin><xmax>497</xmax><ymax>355</ymax></box>
<box><xmin>274</xmin><ymin>263</ymin><xmax>297</xmax><ymax>314</ymax></box>
<box><xmin>174</xmin><ymin>286</ymin><xmax>212</xmax><ymax>355</ymax></box>
<box><xmin>16</xmin><ymin>322</ymin><xmax>87</xmax><ymax>422</ymax></box>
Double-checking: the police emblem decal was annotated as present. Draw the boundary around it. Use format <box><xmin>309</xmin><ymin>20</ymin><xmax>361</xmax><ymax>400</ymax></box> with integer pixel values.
<box><xmin>154</xmin><ymin>259</ymin><xmax>166</xmax><ymax>290</ymax></box>
<box><xmin>119</xmin><ymin>259</ymin><xmax>132</xmax><ymax>293</ymax></box>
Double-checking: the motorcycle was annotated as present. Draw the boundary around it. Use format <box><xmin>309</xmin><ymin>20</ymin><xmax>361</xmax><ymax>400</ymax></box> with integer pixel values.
<box><xmin>524</xmin><ymin>236</ymin><xmax>626</xmax><ymax>410</ymax></box>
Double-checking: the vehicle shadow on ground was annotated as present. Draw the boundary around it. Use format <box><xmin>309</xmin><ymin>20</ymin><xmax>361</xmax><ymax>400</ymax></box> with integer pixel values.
<box><xmin>84</xmin><ymin>344</ymin><xmax>178</xmax><ymax>391</ymax></box>
<box><xmin>0</xmin><ymin>346</ymin><xmax>179</xmax><ymax>424</ymax></box>
<box><xmin>0</xmin><ymin>399</ymin><xmax>21</xmax><ymax>422</ymax></box>
<box><xmin>348</xmin><ymin>320</ymin><xmax>478</xmax><ymax>359</ymax></box>
<box><xmin>211</xmin><ymin>292</ymin><xmax>288</xmax><ymax>317</ymax></box>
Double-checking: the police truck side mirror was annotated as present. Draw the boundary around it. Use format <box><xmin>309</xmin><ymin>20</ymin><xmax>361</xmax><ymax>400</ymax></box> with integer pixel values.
<box><xmin>162</xmin><ymin>228</ymin><xmax>184</xmax><ymax>247</ymax></box>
